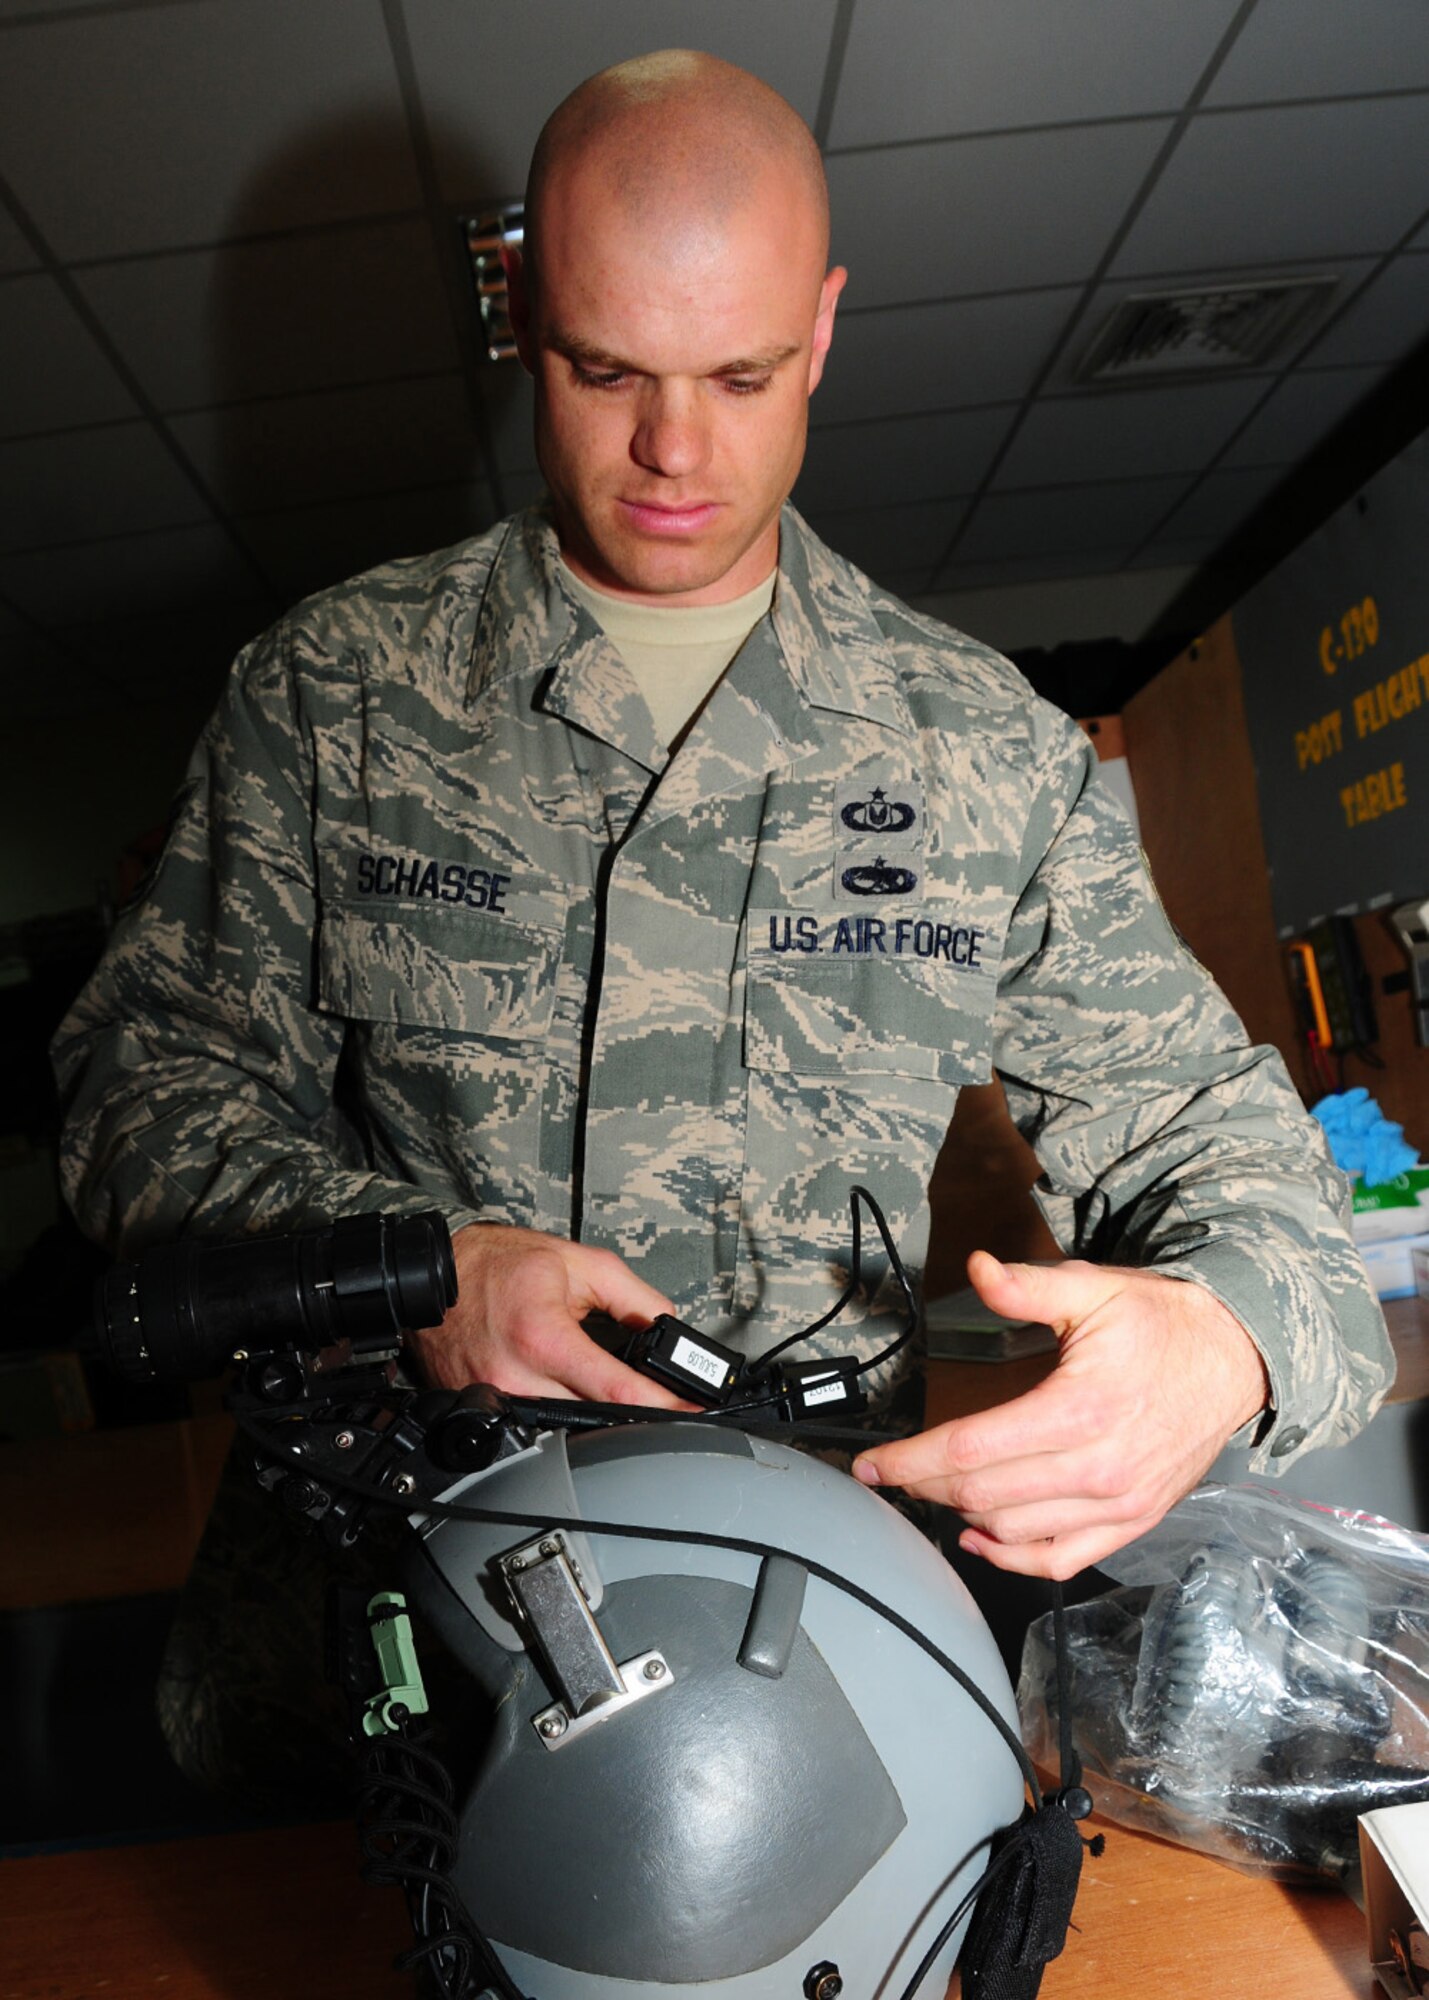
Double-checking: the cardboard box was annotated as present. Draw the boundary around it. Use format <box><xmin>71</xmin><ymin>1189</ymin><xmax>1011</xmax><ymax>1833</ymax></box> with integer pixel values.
<box><xmin>1361</xmin><ymin>1801</ymin><xmax>1429</xmax><ymax>1997</ymax></box>
<box><xmin>1353</xmin><ymin>1170</ymin><xmax>1429</xmax><ymax>1246</ymax></box>
<box><xmin>1414</xmin><ymin>1242</ymin><xmax>1429</xmax><ymax>1302</ymax></box>
<box><xmin>1361</xmin><ymin>1233</ymin><xmax>1429</xmax><ymax>1302</ymax></box>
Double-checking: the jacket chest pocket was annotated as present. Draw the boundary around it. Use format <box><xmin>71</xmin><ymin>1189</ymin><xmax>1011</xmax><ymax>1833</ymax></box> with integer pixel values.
<box><xmin>314</xmin><ymin>850</ymin><xmax>571</xmax><ymax>1216</ymax></box>
<box><xmin>318</xmin><ymin>905</ymin><xmax>563</xmax><ymax>1039</ymax></box>
<box><xmin>315</xmin><ymin>840</ymin><xmax>570</xmax><ymax>1037</ymax></box>
<box><xmin>733</xmin><ymin>912</ymin><xmax>1001</xmax><ymax>1325</ymax></box>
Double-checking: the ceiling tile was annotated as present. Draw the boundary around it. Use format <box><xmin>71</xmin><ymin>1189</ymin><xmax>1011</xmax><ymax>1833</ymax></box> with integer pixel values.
<box><xmin>73</xmin><ymin>219</ymin><xmax>462</xmax><ymax>412</ymax></box>
<box><xmin>0</xmin><ymin>201</ymin><xmax>40</xmax><ymax>275</ymax></box>
<box><xmin>1150</xmin><ymin>464</ymin><xmax>1287</xmax><ymax>543</ymax></box>
<box><xmin>1206</xmin><ymin>0</ymin><xmax>1429</xmax><ymax>106</ymax></box>
<box><xmin>402</xmin><ymin>0</ymin><xmax>838</xmax><ymax>202</ymax></box>
<box><xmin>166</xmin><ymin>374</ymin><xmax>482</xmax><ymax>514</ymax></box>
<box><xmin>814</xmin><ymin>289</ymin><xmax>1081</xmax><ymax>427</ymax></box>
<box><xmin>796</xmin><ymin>499</ymin><xmax>968</xmax><ymax>581</ymax></box>
<box><xmin>1218</xmin><ymin>365</ymin><xmax>1383</xmax><ymax>467</ymax></box>
<box><xmin>827</xmin><ymin>120</ymin><xmax>1175</xmax><ymax>308</ymax></box>
<box><xmin>932</xmin><ymin>548</ymin><xmax>1141</xmax><ymax>592</ymax></box>
<box><xmin>0</xmin><ymin>422</ymin><xmax>212</xmax><ymax>551</ymax></box>
<box><xmin>1124</xmin><ymin>538</ymin><xmax>1219</xmax><ymax>572</ymax></box>
<box><xmin>1307</xmin><ymin>253</ymin><xmax>1429</xmax><ymax>367</ymax></box>
<box><xmin>0</xmin><ymin>629</ymin><xmax>118</xmax><ymax>719</ymax></box>
<box><xmin>993</xmin><ymin>377</ymin><xmax>1269</xmax><ymax>489</ymax></box>
<box><xmin>0</xmin><ymin>0</ymin><xmax>133</xmax><ymax>15</ymax></box>
<box><xmin>0</xmin><ymin>523</ymin><xmax>269</xmax><ymax>626</ymax></box>
<box><xmin>953</xmin><ymin>476</ymin><xmax>1191</xmax><ymax>563</ymax></box>
<box><xmin>237</xmin><ymin>480</ymin><xmax>498</xmax><ymax>602</ymax></box>
<box><xmin>826</xmin><ymin>0</ymin><xmax>1241</xmax><ymax>150</ymax></box>
<box><xmin>0</xmin><ymin>272</ymin><xmax>139</xmax><ymax>437</ymax></box>
<box><xmin>1113</xmin><ymin>96</ymin><xmax>1429</xmax><ymax>277</ymax></box>
<box><xmin>793</xmin><ymin>406</ymin><xmax>1013</xmax><ymax>513</ymax></box>
<box><xmin>63</xmin><ymin>604</ymin><xmax>270</xmax><ymax>703</ymax></box>
<box><xmin>0</xmin><ymin>0</ymin><xmax>420</xmax><ymax>261</ymax></box>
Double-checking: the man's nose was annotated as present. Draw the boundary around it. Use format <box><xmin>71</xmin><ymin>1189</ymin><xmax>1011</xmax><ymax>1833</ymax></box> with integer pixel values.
<box><xmin>631</xmin><ymin>384</ymin><xmax>710</xmax><ymax>479</ymax></box>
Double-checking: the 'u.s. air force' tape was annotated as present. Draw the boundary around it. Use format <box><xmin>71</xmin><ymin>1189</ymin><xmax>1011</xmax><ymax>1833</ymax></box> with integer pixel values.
<box><xmin>755</xmin><ymin>909</ymin><xmax>988</xmax><ymax>969</ymax></box>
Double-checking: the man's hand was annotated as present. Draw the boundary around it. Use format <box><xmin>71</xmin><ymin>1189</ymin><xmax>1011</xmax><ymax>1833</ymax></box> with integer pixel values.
<box><xmin>852</xmin><ymin>1253</ymin><xmax>1269</xmax><ymax>1579</ymax></box>
<box><xmin>403</xmin><ymin>1222</ymin><xmax>688</xmax><ymax>1407</ymax></box>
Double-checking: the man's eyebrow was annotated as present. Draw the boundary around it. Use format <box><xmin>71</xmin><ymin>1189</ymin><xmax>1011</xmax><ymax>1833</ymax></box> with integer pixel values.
<box><xmin>548</xmin><ymin>331</ymin><xmax>802</xmax><ymax>375</ymax></box>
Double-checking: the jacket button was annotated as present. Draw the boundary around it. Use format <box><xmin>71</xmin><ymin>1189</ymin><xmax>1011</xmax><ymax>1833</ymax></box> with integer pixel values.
<box><xmin>1269</xmin><ymin>1424</ymin><xmax>1307</xmax><ymax>1458</ymax></box>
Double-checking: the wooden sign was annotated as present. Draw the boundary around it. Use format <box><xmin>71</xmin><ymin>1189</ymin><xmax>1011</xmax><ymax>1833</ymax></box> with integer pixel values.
<box><xmin>1234</xmin><ymin>431</ymin><xmax>1429</xmax><ymax>937</ymax></box>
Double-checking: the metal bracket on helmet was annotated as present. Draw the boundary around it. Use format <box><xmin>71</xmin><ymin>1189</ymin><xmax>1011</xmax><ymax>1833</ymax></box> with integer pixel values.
<box><xmin>499</xmin><ymin>1530</ymin><xmax>674</xmax><ymax>1749</ymax></box>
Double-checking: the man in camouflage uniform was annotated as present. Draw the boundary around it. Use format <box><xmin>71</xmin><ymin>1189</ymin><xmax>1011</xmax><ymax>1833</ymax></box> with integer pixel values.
<box><xmin>55</xmin><ymin>50</ymin><xmax>1389</xmax><ymax>1791</ymax></box>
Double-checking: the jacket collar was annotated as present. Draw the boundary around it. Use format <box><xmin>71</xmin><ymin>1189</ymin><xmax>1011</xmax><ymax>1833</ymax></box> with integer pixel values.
<box><xmin>462</xmin><ymin>502</ymin><xmax>913</xmax><ymax>767</ymax></box>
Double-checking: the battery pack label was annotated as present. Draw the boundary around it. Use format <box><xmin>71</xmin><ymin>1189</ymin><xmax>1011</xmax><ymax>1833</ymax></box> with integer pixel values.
<box><xmin>670</xmin><ymin>1336</ymin><xmax>728</xmax><ymax>1389</ymax></box>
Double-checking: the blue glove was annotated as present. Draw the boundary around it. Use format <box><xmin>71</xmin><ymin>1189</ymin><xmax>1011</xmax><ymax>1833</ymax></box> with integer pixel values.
<box><xmin>1313</xmin><ymin>1088</ymin><xmax>1419</xmax><ymax>1187</ymax></box>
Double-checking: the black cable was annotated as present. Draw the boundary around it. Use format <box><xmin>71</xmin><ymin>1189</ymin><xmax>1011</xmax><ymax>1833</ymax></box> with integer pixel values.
<box><xmin>359</xmin><ymin>1722</ymin><xmax>527</xmax><ymax>2000</ymax></box>
<box><xmin>1051</xmin><ymin>1581</ymin><xmax>1082</xmax><ymax>1794</ymax></box>
<box><xmin>895</xmin><ymin>1830</ymin><xmax>1027</xmax><ymax>2000</ymax></box>
<box><xmin>495</xmin><ymin>1392</ymin><xmax>895</xmax><ymax>1450</ymax></box>
<box><xmin>745</xmin><ymin>1184</ymin><xmax>920</xmax><ymax>1380</ymax></box>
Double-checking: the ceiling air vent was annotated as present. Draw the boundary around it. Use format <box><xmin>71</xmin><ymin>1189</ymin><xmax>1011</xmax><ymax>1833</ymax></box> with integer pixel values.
<box><xmin>1074</xmin><ymin>277</ymin><xmax>1340</xmax><ymax>384</ymax></box>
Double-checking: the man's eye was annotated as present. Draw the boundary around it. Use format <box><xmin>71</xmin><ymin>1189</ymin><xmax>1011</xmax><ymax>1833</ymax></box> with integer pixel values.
<box><xmin>721</xmin><ymin>375</ymin><xmax>773</xmax><ymax>396</ymax></box>
<box><xmin>571</xmin><ymin>363</ymin><xmax>628</xmax><ymax>390</ymax></box>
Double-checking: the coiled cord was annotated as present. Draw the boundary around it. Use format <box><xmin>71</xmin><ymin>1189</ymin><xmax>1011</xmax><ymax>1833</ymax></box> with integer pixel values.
<box><xmin>359</xmin><ymin>1722</ymin><xmax>525</xmax><ymax>2000</ymax></box>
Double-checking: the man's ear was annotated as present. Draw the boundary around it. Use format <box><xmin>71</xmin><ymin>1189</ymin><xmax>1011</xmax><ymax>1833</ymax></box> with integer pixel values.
<box><xmin>807</xmin><ymin>265</ymin><xmax>848</xmax><ymax>395</ymax></box>
<box><xmin>502</xmin><ymin>242</ymin><xmax>536</xmax><ymax>376</ymax></box>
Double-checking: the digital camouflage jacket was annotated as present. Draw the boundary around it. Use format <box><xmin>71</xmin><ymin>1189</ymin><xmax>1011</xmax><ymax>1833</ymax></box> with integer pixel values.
<box><xmin>54</xmin><ymin>505</ymin><xmax>1392</xmax><ymax>1458</ymax></box>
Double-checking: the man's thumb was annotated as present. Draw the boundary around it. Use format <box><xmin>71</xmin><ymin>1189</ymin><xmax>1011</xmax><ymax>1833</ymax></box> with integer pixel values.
<box><xmin>965</xmin><ymin>1251</ymin><xmax>1103</xmax><ymax>1331</ymax></box>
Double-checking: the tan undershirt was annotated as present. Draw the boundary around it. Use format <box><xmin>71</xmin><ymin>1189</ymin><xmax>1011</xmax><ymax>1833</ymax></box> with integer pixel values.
<box><xmin>560</xmin><ymin>559</ymin><xmax>777</xmax><ymax>753</ymax></box>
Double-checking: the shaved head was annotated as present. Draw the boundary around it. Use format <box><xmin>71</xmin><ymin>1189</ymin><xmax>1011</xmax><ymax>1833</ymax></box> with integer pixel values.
<box><xmin>524</xmin><ymin>50</ymin><xmax>829</xmax><ymax>291</ymax></box>
<box><xmin>510</xmin><ymin>50</ymin><xmax>845</xmax><ymax>605</ymax></box>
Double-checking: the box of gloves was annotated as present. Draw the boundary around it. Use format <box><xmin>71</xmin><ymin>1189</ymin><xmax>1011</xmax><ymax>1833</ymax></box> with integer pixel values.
<box><xmin>1313</xmin><ymin>1092</ymin><xmax>1426</xmax><ymax>1300</ymax></box>
<box><xmin>1352</xmin><ymin>1171</ymin><xmax>1429</xmax><ymax>1300</ymax></box>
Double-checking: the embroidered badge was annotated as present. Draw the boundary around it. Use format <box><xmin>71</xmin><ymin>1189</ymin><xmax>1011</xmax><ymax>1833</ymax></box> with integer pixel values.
<box><xmin>839</xmin><ymin>855</ymin><xmax>919</xmax><ymax>897</ymax></box>
<box><xmin>835</xmin><ymin>778</ymin><xmax>923</xmax><ymax>846</ymax></box>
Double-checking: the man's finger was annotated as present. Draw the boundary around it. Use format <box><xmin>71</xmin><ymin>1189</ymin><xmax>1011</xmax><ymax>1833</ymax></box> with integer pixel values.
<box><xmin>960</xmin><ymin>1516</ymin><xmax>1160</xmax><ymax>1582</ymax></box>
<box><xmin>966</xmin><ymin>1249</ymin><xmax>1123</xmax><ymax>1331</ymax></box>
<box><xmin>565</xmin><ymin>1242</ymin><xmax>675</xmax><ymax>1326</ymax></box>
<box><xmin>953</xmin><ymin>1487</ymin><xmax>1149</xmax><ymax>1548</ymax></box>
<box><xmin>853</xmin><ymin>1365</ymin><xmax>1107</xmax><ymax>1493</ymax></box>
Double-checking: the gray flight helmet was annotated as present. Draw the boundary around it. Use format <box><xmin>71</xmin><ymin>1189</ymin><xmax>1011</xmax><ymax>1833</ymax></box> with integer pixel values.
<box><xmin>406</xmin><ymin>1418</ymin><xmax>1027</xmax><ymax>2000</ymax></box>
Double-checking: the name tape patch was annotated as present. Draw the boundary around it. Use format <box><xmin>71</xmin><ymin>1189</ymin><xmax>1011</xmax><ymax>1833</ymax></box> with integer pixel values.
<box><xmin>352</xmin><ymin>851</ymin><xmax>513</xmax><ymax>913</ymax></box>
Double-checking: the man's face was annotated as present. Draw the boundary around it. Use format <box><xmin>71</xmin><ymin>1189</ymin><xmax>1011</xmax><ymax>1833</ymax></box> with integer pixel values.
<box><xmin>510</xmin><ymin>174</ymin><xmax>844</xmax><ymax>604</ymax></box>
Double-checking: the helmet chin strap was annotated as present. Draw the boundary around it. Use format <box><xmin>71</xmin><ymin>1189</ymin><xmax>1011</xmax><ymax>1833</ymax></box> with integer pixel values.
<box><xmin>953</xmin><ymin>1581</ymin><xmax>1103</xmax><ymax>2000</ymax></box>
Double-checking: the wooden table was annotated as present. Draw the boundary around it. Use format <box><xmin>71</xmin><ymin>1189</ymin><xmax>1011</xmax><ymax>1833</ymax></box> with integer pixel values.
<box><xmin>0</xmin><ymin>1811</ymin><xmax>1376</xmax><ymax>2000</ymax></box>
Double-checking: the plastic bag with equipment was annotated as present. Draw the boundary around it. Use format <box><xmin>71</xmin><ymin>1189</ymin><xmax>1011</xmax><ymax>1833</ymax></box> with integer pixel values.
<box><xmin>1018</xmin><ymin>1482</ymin><xmax>1429</xmax><ymax>1883</ymax></box>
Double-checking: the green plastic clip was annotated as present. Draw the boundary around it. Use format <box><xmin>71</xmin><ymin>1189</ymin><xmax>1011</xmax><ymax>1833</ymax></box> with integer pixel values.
<box><xmin>362</xmin><ymin>1590</ymin><xmax>430</xmax><ymax>1737</ymax></box>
